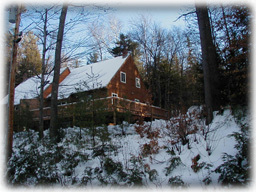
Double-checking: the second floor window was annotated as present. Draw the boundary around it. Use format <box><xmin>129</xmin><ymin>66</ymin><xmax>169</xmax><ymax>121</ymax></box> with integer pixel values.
<box><xmin>120</xmin><ymin>72</ymin><xmax>126</xmax><ymax>83</ymax></box>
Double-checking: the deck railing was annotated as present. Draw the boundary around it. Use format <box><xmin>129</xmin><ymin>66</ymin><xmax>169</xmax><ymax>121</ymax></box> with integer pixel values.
<box><xmin>30</xmin><ymin>96</ymin><xmax>169</xmax><ymax>121</ymax></box>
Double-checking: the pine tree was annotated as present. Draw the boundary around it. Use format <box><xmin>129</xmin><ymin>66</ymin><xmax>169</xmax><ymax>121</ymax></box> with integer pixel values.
<box><xmin>110</xmin><ymin>33</ymin><xmax>139</xmax><ymax>57</ymax></box>
<box><xmin>214</xmin><ymin>6</ymin><xmax>250</xmax><ymax>106</ymax></box>
<box><xmin>15</xmin><ymin>32</ymin><xmax>42</xmax><ymax>86</ymax></box>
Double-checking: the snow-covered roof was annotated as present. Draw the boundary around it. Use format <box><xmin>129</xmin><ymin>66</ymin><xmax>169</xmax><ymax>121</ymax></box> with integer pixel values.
<box><xmin>57</xmin><ymin>55</ymin><xmax>127</xmax><ymax>99</ymax></box>
<box><xmin>3</xmin><ymin>55</ymin><xmax>128</xmax><ymax>105</ymax></box>
<box><xmin>1</xmin><ymin>70</ymin><xmax>55</xmax><ymax>105</ymax></box>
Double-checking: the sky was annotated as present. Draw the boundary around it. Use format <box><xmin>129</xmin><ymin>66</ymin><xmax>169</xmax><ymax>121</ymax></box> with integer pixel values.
<box><xmin>4</xmin><ymin>2</ymin><xmax>189</xmax><ymax>36</ymax></box>
<box><xmin>107</xmin><ymin>6</ymin><xmax>189</xmax><ymax>32</ymax></box>
<box><xmin>1</xmin><ymin>1</ymin><xmax>191</xmax><ymax>95</ymax></box>
<box><xmin>1</xmin><ymin>0</ymin><xmax>255</xmax><ymax>89</ymax></box>
<box><xmin>3</xmin><ymin>3</ymin><xmax>192</xmax><ymax>67</ymax></box>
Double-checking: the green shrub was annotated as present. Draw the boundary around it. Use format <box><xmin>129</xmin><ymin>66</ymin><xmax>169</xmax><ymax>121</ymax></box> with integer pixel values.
<box><xmin>214</xmin><ymin>124</ymin><xmax>250</xmax><ymax>186</ymax></box>
<box><xmin>165</xmin><ymin>156</ymin><xmax>182</xmax><ymax>176</ymax></box>
<box><xmin>168</xmin><ymin>175</ymin><xmax>185</xmax><ymax>187</ymax></box>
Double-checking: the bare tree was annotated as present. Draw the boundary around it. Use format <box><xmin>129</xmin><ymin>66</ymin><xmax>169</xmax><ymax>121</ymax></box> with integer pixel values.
<box><xmin>49</xmin><ymin>5</ymin><xmax>68</xmax><ymax>140</ymax></box>
<box><xmin>22</xmin><ymin>6</ymin><xmax>61</xmax><ymax>139</ymax></box>
<box><xmin>87</xmin><ymin>16</ymin><xmax>123</xmax><ymax>61</ymax></box>
<box><xmin>130</xmin><ymin>16</ymin><xmax>167</xmax><ymax>107</ymax></box>
<box><xmin>19</xmin><ymin>5</ymin><xmax>105</xmax><ymax>138</ymax></box>
<box><xmin>38</xmin><ymin>8</ymin><xmax>48</xmax><ymax>139</ymax></box>
<box><xmin>88</xmin><ymin>21</ymin><xmax>106</xmax><ymax>61</ymax></box>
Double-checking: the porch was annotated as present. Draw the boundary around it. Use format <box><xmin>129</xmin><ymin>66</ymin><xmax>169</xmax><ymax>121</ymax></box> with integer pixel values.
<box><xmin>30</xmin><ymin>96</ymin><xmax>170</xmax><ymax>125</ymax></box>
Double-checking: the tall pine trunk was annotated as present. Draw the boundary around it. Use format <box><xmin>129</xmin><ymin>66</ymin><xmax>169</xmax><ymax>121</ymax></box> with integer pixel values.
<box><xmin>196</xmin><ymin>6</ymin><xmax>220</xmax><ymax>124</ymax></box>
<box><xmin>49</xmin><ymin>5</ymin><xmax>68</xmax><ymax>140</ymax></box>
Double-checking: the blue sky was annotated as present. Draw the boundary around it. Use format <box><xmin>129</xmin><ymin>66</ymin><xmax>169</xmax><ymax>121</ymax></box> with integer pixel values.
<box><xmin>3</xmin><ymin>4</ymin><xmax>192</xmax><ymax>67</ymax></box>
<box><xmin>106</xmin><ymin>6</ymin><xmax>189</xmax><ymax>32</ymax></box>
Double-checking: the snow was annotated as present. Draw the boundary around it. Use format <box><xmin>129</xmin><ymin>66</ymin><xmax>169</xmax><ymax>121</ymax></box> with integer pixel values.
<box><xmin>8</xmin><ymin>107</ymin><xmax>250</xmax><ymax>187</ymax></box>
<box><xmin>1</xmin><ymin>68</ymin><xmax>57</xmax><ymax>105</ymax></box>
<box><xmin>57</xmin><ymin>56</ymin><xmax>127</xmax><ymax>99</ymax></box>
<box><xmin>1</xmin><ymin>55</ymin><xmax>127</xmax><ymax>105</ymax></box>
<box><xmin>1</xmin><ymin>76</ymin><xmax>40</xmax><ymax>105</ymax></box>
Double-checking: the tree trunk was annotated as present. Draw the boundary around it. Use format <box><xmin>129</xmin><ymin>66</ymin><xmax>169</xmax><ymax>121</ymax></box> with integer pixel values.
<box><xmin>39</xmin><ymin>8</ymin><xmax>48</xmax><ymax>139</ymax></box>
<box><xmin>7</xmin><ymin>6</ymin><xmax>21</xmax><ymax>160</ymax></box>
<box><xmin>196</xmin><ymin>6</ymin><xmax>220</xmax><ymax>125</ymax></box>
<box><xmin>49</xmin><ymin>5</ymin><xmax>68</xmax><ymax>140</ymax></box>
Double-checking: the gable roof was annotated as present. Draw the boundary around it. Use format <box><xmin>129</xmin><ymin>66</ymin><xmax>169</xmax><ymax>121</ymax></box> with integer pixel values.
<box><xmin>4</xmin><ymin>55</ymin><xmax>128</xmax><ymax>105</ymax></box>
<box><xmin>57</xmin><ymin>55</ymin><xmax>128</xmax><ymax>99</ymax></box>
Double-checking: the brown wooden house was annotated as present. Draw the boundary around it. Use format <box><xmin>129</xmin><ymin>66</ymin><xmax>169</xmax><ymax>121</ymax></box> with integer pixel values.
<box><xmin>13</xmin><ymin>54</ymin><xmax>169</xmax><ymax>128</ymax></box>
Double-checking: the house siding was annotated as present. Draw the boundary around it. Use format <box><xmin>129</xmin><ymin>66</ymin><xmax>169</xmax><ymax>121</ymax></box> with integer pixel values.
<box><xmin>20</xmin><ymin>98</ymin><xmax>39</xmax><ymax>110</ymax></box>
<box><xmin>107</xmin><ymin>56</ymin><xmax>152</xmax><ymax>104</ymax></box>
<box><xmin>14</xmin><ymin>55</ymin><xmax>170</xmax><ymax>130</ymax></box>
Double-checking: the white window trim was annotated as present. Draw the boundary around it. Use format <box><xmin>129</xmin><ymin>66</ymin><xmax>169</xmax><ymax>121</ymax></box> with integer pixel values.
<box><xmin>135</xmin><ymin>77</ymin><xmax>141</xmax><ymax>88</ymax></box>
<box><xmin>120</xmin><ymin>71</ymin><xmax>126</xmax><ymax>83</ymax></box>
<box><xmin>112</xmin><ymin>93</ymin><xmax>118</xmax><ymax>97</ymax></box>
<box><xmin>111</xmin><ymin>93</ymin><xmax>118</xmax><ymax>104</ymax></box>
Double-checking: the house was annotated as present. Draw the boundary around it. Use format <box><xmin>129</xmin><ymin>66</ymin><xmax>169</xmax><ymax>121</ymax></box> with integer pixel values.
<box><xmin>12</xmin><ymin>54</ymin><xmax>169</xmax><ymax>129</ymax></box>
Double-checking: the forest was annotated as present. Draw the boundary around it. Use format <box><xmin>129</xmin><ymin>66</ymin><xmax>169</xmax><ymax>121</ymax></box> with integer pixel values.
<box><xmin>4</xmin><ymin>3</ymin><xmax>251</xmax><ymax>188</ymax></box>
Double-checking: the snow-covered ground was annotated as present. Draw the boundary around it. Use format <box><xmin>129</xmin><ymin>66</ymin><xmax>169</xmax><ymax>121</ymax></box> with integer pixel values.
<box><xmin>7</xmin><ymin>106</ymin><xmax>251</xmax><ymax>188</ymax></box>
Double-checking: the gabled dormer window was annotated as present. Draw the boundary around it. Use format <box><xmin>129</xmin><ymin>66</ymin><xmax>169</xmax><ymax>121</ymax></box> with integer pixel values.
<box><xmin>120</xmin><ymin>72</ymin><xmax>126</xmax><ymax>83</ymax></box>
<box><xmin>135</xmin><ymin>77</ymin><xmax>141</xmax><ymax>88</ymax></box>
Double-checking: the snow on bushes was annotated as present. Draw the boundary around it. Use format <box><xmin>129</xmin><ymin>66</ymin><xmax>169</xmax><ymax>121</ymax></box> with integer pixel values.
<box><xmin>7</xmin><ymin>106</ymin><xmax>250</xmax><ymax>187</ymax></box>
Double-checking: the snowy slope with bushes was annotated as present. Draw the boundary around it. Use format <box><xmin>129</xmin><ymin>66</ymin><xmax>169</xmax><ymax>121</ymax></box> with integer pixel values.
<box><xmin>7</xmin><ymin>106</ymin><xmax>250</xmax><ymax>187</ymax></box>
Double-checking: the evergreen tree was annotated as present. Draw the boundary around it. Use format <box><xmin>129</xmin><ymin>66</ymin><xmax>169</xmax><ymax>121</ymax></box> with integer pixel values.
<box><xmin>213</xmin><ymin>6</ymin><xmax>250</xmax><ymax>106</ymax></box>
<box><xmin>15</xmin><ymin>31</ymin><xmax>42</xmax><ymax>86</ymax></box>
<box><xmin>110</xmin><ymin>33</ymin><xmax>139</xmax><ymax>57</ymax></box>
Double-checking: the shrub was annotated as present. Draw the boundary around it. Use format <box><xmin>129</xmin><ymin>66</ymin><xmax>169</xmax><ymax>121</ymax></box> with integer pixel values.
<box><xmin>214</xmin><ymin>123</ymin><xmax>250</xmax><ymax>186</ymax></box>
<box><xmin>141</xmin><ymin>140</ymin><xmax>160</xmax><ymax>157</ymax></box>
<box><xmin>104</xmin><ymin>157</ymin><xmax>122</xmax><ymax>175</ymax></box>
<box><xmin>191</xmin><ymin>154</ymin><xmax>201</xmax><ymax>173</ymax></box>
<box><xmin>134</xmin><ymin>122</ymin><xmax>148</xmax><ymax>138</ymax></box>
<box><xmin>126</xmin><ymin>155</ymin><xmax>145</xmax><ymax>186</ymax></box>
<box><xmin>202</xmin><ymin>176</ymin><xmax>212</xmax><ymax>185</ymax></box>
<box><xmin>148</xmin><ymin>169</ymin><xmax>158</xmax><ymax>182</ymax></box>
<box><xmin>165</xmin><ymin>156</ymin><xmax>182</xmax><ymax>176</ymax></box>
<box><xmin>168</xmin><ymin>176</ymin><xmax>185</xmax><ymax>187</ymax></box>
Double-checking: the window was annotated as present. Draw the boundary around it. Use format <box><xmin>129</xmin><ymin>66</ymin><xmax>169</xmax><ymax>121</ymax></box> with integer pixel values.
<box><xmin>120</xmin><ymin>72</ymin><xmax>126</xmax><ymax>83</ymax></box>
<box><xmin>135</xmin><ymin>77</ymin><xmax>141</xmax><ymax>88</ymax></box>
<box><xmin>112</xmin><ymin>93</ymin><xmax>118</xmax><ymax>97</ymax></box>
<box><xmin>111</xmin><ymin>93</ymin><xmax>118</xmax><ymax>104</ymax></box>
<box><xmin>58</xmin><ymin>100</ymin><xmax>67</xmax><ymax>106</ymax></box>
<box><xmin>135</xmin><ymin>99</ymin><xmax>140</xmax><ymax>102</ymax></box>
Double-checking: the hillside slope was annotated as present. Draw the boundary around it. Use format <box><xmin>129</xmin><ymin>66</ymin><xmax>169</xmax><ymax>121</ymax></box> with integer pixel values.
<box><xmin>7</xmin><ymin>106</ymin><xmax>250</xmax><ymax>187</ymax></box>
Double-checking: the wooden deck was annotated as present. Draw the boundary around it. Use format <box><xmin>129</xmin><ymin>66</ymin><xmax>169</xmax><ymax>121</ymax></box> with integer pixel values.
<box><xmin>30</xmin><ymin>96</ymin><xmax>169</xmax><ymax>124</ymax></box>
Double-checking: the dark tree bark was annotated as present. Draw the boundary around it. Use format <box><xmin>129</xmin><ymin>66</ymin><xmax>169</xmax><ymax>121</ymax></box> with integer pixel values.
<box><xmin>39</xmin><ymin>8</ymin><xmax>48</xmax><ymax>139</ymax></box>
<box><xmin>196</xmin><ymin>6</ymin><xmax>220</xmax><ymax>124</ymax></box>
<box><xmin>49</xmin><ymin>5</ymin><xmax>68</xmax><ymax>140</ymax></box>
